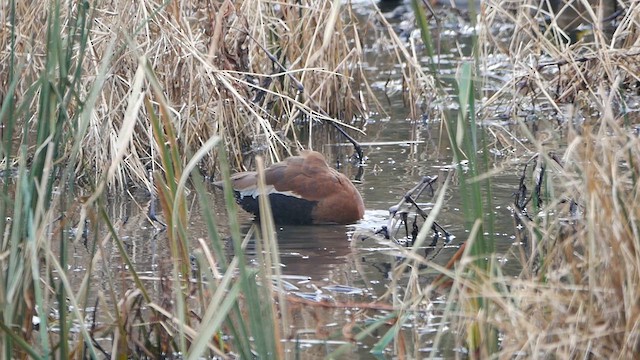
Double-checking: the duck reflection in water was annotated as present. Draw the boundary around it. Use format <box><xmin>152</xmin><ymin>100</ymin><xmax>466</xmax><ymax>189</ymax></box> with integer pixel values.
<box><xmin>240</xmin><ymin>223</ymin><xmax>357</xmax><ymax>279</ymax></box>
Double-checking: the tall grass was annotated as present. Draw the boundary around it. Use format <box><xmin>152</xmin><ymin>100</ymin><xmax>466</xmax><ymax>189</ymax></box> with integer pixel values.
<box><xmin>471</xmin><ymin>0</ymin><xmax>640</xmax><ymax>356</ymax></box>
<box><xmin>342</xmin><ymin>0</ymin><xmax>640</xmax><ymax>358</ymax></box>
<box><xmin>1</xmin><ymin>0</ymin><xmax>388</xmax><ymax>189</ymax></box>
<box><xmin>414</xmin><ymin>0</ymin><xmax>640</xmax><ymax>358</ymax></box>
<box><xmin>0</xmin><ymin>0</ymin><xmax>101</xmax><ymax>357</ymax></box>
<box><xmin>0</xmin><ymin>0</ymin><xmax>398</xmax><ymax>357</ymax></box>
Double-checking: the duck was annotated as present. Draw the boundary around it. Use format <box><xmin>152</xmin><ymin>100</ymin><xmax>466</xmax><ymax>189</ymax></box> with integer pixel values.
<box><xmin>214</xmin><ymin>150</ymin><xmax>364</xmax><ymax>225</ymax></box>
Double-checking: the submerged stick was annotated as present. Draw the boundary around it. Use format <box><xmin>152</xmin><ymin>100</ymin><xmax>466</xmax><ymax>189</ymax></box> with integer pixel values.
<box><xmin>383</xmin><ymin>175</ymin><xmax>452</xmax><ymax>242</ymax></box>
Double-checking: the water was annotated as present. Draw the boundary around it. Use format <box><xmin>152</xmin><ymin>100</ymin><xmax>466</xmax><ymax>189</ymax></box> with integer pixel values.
<box><xmin>64</xmin><ymin>2</ymin><xmax>526</xmax><ymax>358</ymax></box>
<box><xmin>208</xmin><ymin>30</ymin><xmax>523</xmax><ymax>357</ymax></box>
<box><xmin>223</xmin><ymin>3</ymin><xmax>525</xmax><ymax>356</ymax></box>
<box><xmin>232</xmin><ymin>110</ymin><xmax>521</xmax><ymax>357</ymax></box>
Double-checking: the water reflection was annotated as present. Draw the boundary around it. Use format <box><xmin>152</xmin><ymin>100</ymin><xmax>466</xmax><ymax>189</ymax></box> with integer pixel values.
<box><xmin>243</xmin><ymin>223</ymin><xmax>357</xmax><ymax>279</ymax></box>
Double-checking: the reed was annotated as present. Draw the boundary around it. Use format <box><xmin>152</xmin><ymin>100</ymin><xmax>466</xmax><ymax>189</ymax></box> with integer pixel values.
<box><xmin>437</xmin><ymin>0</ymin><xmax>640</xmax><ymax>357</ymax></box>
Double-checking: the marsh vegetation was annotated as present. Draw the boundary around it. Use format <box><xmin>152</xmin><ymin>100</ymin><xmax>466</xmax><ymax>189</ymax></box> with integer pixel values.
<box><xmin>1</xmin><ymin>0</ymin><xmax>639</xmax><ymax>358</ymax></box>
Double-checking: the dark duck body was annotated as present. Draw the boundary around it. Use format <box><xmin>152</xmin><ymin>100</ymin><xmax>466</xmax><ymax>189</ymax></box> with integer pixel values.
<box><xmin>215</xmin><ymin>151</ymin><xmax>365</xmax><ymax>225</ymax></box>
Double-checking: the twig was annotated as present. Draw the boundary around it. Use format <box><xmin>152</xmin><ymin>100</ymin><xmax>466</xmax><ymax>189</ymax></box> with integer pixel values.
<box><xmin>536</xmin><ymin>50</ymin><xmax>640</xmax><ymax>71</ymax></box>
<box><xmin>385</xmin><ymin>176</ymin><xmax>449</xmax><ymax>241</ymax></box>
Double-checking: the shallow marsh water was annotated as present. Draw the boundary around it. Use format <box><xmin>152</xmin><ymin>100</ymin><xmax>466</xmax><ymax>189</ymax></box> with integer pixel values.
<box><xmin>238</xmin><ymin>111</ymin><xmax>523</xmax><ymax>358</ymax></box>
<box><xmin>62</xmin><ymin>2</ymin><xmax>533</xmax><ymax>358</ymax></box>
<box><xmin>217</xmin><ymin>7</ymin><xmax>525</xmax><ymax>353</ymax></box>
<box><xmin>233</xmin><ymin>4</ymin><xmax>528</xmax><ymax>357</ymax></box>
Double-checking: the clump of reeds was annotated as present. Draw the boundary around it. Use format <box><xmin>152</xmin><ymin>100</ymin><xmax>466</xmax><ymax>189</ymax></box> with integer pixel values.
<box><xmin>1</xmin><ymin>0</ymin><xmax>396</xmax><ymax>190</ymax></box>
<box><xmin>480</xmin><ymin>0</ymin><xmax>640</xmax><ymax>111</ymax></box>
<box><xmin>437</xmin><ymin>0</ymin><xmax>640</xmax><ymax>357</ymax></box>
<box><xmin>446</xmin><ymin>98</ymin><xmax>640</xmax><ymax>358</ymax></box>
<box><xmin>349</xmin><ymin>0</ymin><xmax>640</xmax><ymax>357</ymax></box>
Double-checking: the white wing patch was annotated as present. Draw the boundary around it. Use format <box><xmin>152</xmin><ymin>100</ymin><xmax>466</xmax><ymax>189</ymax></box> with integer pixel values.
<box><xmin>237</xmin><ymin>185</ymin><xmax>302</xmax><ymax>199</ymax></box>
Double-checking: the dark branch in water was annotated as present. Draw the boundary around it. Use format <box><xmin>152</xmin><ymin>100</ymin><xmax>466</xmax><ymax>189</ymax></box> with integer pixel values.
<box><xmin>536</xmin><ymin>49</ymin><xmax>640</xmax><ymax>70</ymax></box>
<box><xmin>327</xmin><ymin>120</ymin><xmax>364</xmax><ymax>165</ymax></box>
<box><xmin>534</xmin><ymin>161</ymin><xmax>545</xmax><ymax>209</ymax></box>
<box><xmin>401</xmin><ymin>191</ymin><xmax>452</xmax><ymax>241</ymax></box>
<box><xmin>513</xmin><ymin>152</ymin><xmax>583</xmax><ymax>274</ymax></box>
<box><xmin>89</xmin><ymin>298</ymin><xmax>111</xmax><ymax>358</ymax></box>
<box><xmin>382</xmin><ymin>175</ymin><xmax>453</xmax><ymax>245</ymax></box>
